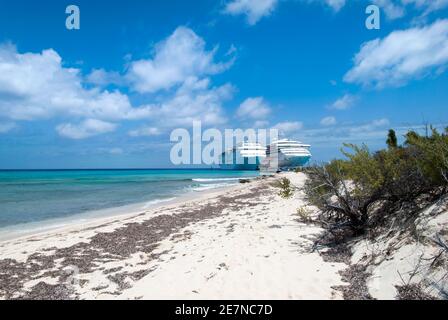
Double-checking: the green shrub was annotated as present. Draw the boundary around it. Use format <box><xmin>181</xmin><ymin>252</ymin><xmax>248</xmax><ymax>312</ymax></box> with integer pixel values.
<box><xmin>304</xmin><ymin>127</ymin><xmax>448</xmax><ymax>234</ymax></box>
<box><xmin>278</xmin><ymin>177</ymin><xmax>294</xmax><ymax>199</ymax></box>
<box><xmin>405</xmin><ymin>127</ymin><xmax>448</xmax><ymax>187</ymax></box>
<box><xmin>297</xmin><ymin>207</ymin><xmax>312</xmax><ymax>222</ymax></box>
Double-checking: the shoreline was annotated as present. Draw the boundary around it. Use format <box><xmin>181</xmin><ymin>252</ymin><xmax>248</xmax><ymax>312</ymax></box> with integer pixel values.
<box><xmin>0</xmin><ymin>180</ymin><xmax>250</xmax><ymax>243</ymax></box>
<box><xmin>0</xmin><ymin>173</ymin><xmax>347</xmax><ymax>300</ymax></box>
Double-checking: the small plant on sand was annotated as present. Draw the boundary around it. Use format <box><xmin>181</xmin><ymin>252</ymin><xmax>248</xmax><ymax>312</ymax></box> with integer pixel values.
<box><xmin>278</xmin><ymin>177</ymin><xmax>294</xmax><ymax>199</ymax></box>
<box><xmin>297</xmin><ymin>207</ymin><xmax>312</xmax><ymax>222</ymax></box>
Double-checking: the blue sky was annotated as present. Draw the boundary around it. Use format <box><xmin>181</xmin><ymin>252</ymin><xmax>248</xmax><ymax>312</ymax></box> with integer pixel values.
<box><xmin>0</xmin><ymin>0</ymin><xmax>447</xmax><ymax>169</ymax></box>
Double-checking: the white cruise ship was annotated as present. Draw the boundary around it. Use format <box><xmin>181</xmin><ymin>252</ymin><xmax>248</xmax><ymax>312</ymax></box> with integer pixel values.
<box><xmin>265</xmin><ymin>139</ymin><xmax>311</xmax><ymax>169</ymax></box>
<box><xmin>219</xmin><ymin>142</ymin><xmax>267</xmax><ymax>170</ymax></box>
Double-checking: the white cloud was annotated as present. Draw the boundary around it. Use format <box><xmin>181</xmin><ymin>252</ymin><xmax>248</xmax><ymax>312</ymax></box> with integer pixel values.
<box><xmin>121</xmin><ymin>78</ymin><xmax>232</xmax><ymax>131</ymax></box>
<box><xmin>222</xmin><ymin>0</ymin><xmax>448</xmax><ymax>25</ymax></box>
<box><xmin>424</xmin><ymin>0</ymin><xmax>448</xmax><ymax>13</ymax></box>
<box><xmin>402</xmin><ymin>0</ymin><xmax>448</xmax><ymax>15</ymax></box>
<box><xmin>86</xmin><ymin>69</ymin><xmax>123</xmax><ymax>87</ymax></box>
<box><xmin>236</xmin><ymin>97</ymin><xmax>271</xmax><ymax>120</ymax></box>
<box><xmin>226</xmin><ymin>44</ymin><xmax>238</xmax><ymax>56</ymax></box>
<box><xmin>126</xmin><ymin>27</ymin><xmax>233</xmax><ymax>93</ymax></box>
<box><xmin>372</xmin><ymin>0</ymin><xmax>406</xmax><ymax>19</ymax></box>
<box><xmin>273</xmin><ymin>121</ymin><xmax>304</xmax><ymax>135</ymax></box>
<box><xmin>305</xmin><ymin>0</ymin><xmax>346</xmax><ymax>13</ymax></box>
<box><xmin>128</xmin><ymin>126</ymin><xmax>162</xmax><ymax>137</ymax></box>
<box><xmin>320</xmin><ymin>116</ymin><xmax>337</xmax><ymax>126</ymax></box>
<box><xmin>0</xmin><ymin>44</ymin><xmax>151</xmax><ymax>122</ymax></box>
<box><xmin>331</xmin><ymin>0</ymin><xmax>447</xmax><ymax>19</ymax></box>
<box><xmin>0</xmin><ymin>122</ymin><xmax>16</xmax><ymax>133</ymax></box>
<box><xmin>125</xmin><ymin>28</ymin><xmax>235</xmax><ymax>128</ymax></box>
<box><xmin>350</xmin><ymin>118</ymin><xmax>390</xmax><ymax>133</ymax></box>
<box><xmin>224</xmin><ymin>0</ymin><xmax>278</xmax><ymax>25</ymax></box>
<box><xmin>152</xmin><ymin>78</ymin><xmax>233</xmax><ymax>127</ymax></box>
<box><xmin>324</xmin><ymin>0</ymin><xmax>346</xmax><ymax>12</ymax></box>
<box><xmin>56</xmin><ymin>119</ymin><xmax>117</xmax><ymax>139</ymax></box>
<box><xmin>330</xmin><ymin>94</ymin><xmax>357</xmax><ymax>110</ymax></box>
<box><xmin>344</xmin><ymin>19</ymin><xmax>448</xmax><ymax>88</ymax></box>
<box><xmin>368</xmin><ymin>0</ymin><xmax>448</xmax><ymax>19</ymax></box>
<box><xmin>373</xmin><ymin>118</ymin><xmax>390</xmax><ymax>126</ymax></box>
<box><xmin>0</xmin><ymin>27</ymin><xmax>236</xmax><ymax>139</ymax></box>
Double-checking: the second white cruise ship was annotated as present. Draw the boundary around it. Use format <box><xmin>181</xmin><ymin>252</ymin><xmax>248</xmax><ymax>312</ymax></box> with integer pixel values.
<box><xmin>265</xmin><ymin>139</ymin><xmax>312</xmax><ymax>169</ymax></box>
<box><xmin>219</xmin><ymin>142</ymin><xmax>267</xmax><ymax>170</ymax></box>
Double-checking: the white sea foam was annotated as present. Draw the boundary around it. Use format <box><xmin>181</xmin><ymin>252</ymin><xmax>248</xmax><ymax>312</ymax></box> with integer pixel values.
<box><xmin>192</xmin><ymin>177</ymin><xmax>250</xmax><ymax>182</ymax></box>
<box><xmin>191</xmin><ymin>183</ymin><xmax>235</xmax><ymax>192</ymax></box>
<box><xmin>143</xmin><ymin>197</ymin><xmax>177</xmax><ymax>209</ymax></box>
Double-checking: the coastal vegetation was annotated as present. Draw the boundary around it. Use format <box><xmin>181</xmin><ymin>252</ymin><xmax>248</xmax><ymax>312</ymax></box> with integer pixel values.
<box><xmin>277</xmin><ymin>177</ymin><xmax>294</xmax><ymax>199</ymax></box>
<box><xmin>304</xmin><ymin>126</ymin><xmax>448</xmax><ymax>235</ymax></box>
<box><xmin>296</xmin><ymin>207</ymin><xmax>312</xmax><ymax>223</ymax></box>
<box><xmin>303</xmin><ymin>126</ymin><xmax>448</xmax><ymax>299</ymax></box>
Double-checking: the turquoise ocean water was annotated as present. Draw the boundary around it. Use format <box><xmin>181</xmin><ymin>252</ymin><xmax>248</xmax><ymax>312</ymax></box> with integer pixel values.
<box><xmin>0</xmin><ymin>169</ymin><xmax>259</xmax><ymax>230</ymax></box>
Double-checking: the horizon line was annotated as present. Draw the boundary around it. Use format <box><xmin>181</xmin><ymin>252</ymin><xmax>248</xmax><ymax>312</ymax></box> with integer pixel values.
<box><xmin>0</xmin><ymin>167</ymin><xmax>223</xmax><ymax>171</ymax></box>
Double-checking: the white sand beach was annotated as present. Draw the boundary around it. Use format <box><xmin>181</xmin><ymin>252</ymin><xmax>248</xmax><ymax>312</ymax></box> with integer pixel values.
<box><xmin>0</xmin><ymin>172</ymin><xmax>348</xmax><ymax>300</ymax></box>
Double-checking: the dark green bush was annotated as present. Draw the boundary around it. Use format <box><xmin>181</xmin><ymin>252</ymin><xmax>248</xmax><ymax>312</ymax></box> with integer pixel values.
<box><xmin>386</xmin><ymin>129</ymin><xmax>398</xmax><ymax>149</ymax></box>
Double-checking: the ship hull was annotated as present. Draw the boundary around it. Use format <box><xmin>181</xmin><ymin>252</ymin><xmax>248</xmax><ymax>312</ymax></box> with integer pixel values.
<box><xmin>262</xmin><ymin>154</ymin><xmax>311</xmax><ymax>170</ymax></box>
<box><xmin>278</xmin><ymin>155</ymin><xmax>311</xmax><ymax>168</ymax></box>
<box><xmin>219</xmin><ymin>154</ymin><xmax>264</xmax><ymax>171</ymax></box>
<box><xmin>219</xmin><ymin>163</ymin><xmax>261</xmax><ymax>170</ymax></box>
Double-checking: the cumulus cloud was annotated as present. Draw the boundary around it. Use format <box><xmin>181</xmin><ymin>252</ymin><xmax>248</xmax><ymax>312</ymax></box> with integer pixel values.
<box><xmin>0</xmin><ymin>44</ymin><xmax>151</xmax><ymax>122</ymax></box>
<box><xmin>236</xmin><ymin>97</ymin><xmax>271</xmax><ymax>120</ymax></box>
<box><xmin>330</xmin><ymin>94</ymin><xmax>357</xmax><ymax>110</ymax></box>
<box><xmin>125</xmin><ymin>28</ymin><xmax>235</xmax><ymax>128</ymax></box>
<box><xmin>86</xmin><ymin>69</ymin><xmax>124</xmax><ymax>87</ymax></box>
<box><xmin>152</xmin><ymin>78</ymin><xmax>233</xmax><ymax>127</ymax></box>
<box><xmin>56</xmin><ymin>119</ymin><xmax>117</xmax><ymax>139</ymax></box>
<box><xmin>273</xmin><ymin>121</ymin><xmax>304</xmax><ymax>135</ymax></box>
<box><xmin>320</xmin><ymin>116</ymin><xmax>337</xmax><ymax>126</ymax></box>
<box><xmin>344</xmin><ymin>19</ymin><xmax>448</xmax><ymax>88</ymax></box>
<box><xmin>224</xmin><ymin>0</ymin><xmax>278</xmax><ymax>25</ymax></box>
<box><xmin>0</xmin><ymin>26</ymin><xmax>237</xmax><ymax>139</ymax></box>
<box><xmin>126</xmin><ymin>27</ymin><xmax>233</xmax><ymax>93</ymax></box>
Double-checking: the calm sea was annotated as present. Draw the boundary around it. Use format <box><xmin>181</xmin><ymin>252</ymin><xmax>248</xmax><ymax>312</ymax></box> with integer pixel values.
<box><xmin>0</xmin><ymin>169</ymin><xmax>259</xmax><ymax>230</ymax></box>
